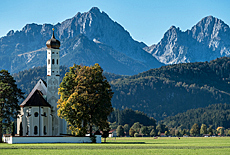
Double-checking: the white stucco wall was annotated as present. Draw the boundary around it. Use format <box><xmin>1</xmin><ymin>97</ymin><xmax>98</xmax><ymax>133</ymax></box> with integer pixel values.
<box><xmin>3</xmin><ymin>135</ymin><xmax>101</xmax><ymax>144</ymax></box>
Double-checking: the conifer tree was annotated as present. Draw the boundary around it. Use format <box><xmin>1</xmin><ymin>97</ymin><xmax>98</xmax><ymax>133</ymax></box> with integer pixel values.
<box><xmin>0</xmin><ymin>70</ymin><xmax>24</xmax><ymax>142</ymax></box>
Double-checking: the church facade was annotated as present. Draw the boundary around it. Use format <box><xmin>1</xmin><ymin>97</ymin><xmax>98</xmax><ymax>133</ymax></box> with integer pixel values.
<box><xmin>17</xmin><ymin>30</ymin><xmax>66</xmax><ymax>136</ymax></box>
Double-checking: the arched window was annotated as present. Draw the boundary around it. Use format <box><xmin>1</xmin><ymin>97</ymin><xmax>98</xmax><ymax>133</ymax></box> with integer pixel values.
<box><xmin>26</xmin><ymin>126</ymin><xmax>29</xmax><ymax>135</ymax></box>
<box><xmin>44</xmin><ymin>126</ymin><xmax>47</xmax><ymax>135</ymax></box>
<box><xmin>19</xmin><ymin>122</ymin><xmax>23</xmax><ymax>136</ymax></box>
<box><xmin>34</xmin><ymin>112</ymin><xmax>38</xmax><ymax>117</ymax></box>
<box><xmin>34</xmin><ymin>126</ymin><xmax>38</xmax><ymax>135</ymax></box>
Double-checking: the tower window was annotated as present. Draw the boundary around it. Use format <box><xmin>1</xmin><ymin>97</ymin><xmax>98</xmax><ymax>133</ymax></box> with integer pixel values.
<box><xmin>48</xmin><ymin>59</ymin><xmax>50</xmax><ymax>64</ymax></box>
<box><xmin>52</xmin><ymin>59</ymin><xmax>54</xmax><ymax>64</ymax></box>
<box><xmin>34</xmin><ymin>126</ymin><xmax>38</xmax><ymax>135</ymax></box>
<box><xmin>52</xmin><ymin>52</ymin><xmax>54</xmax><ymax>54</ymax></box>
<box><xmin>57</xmin><ymin>59</ymin><xmax>58</xmax><ymax>64</ymax></box>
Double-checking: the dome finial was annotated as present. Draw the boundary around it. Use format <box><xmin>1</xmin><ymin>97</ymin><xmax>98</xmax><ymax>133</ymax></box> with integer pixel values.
<box><xmin>46</xmin><ymin>28</ymin><xmax>60</xmax><ymax>49</ymax></box>
<box><xmin>51</xmin><ymin>28</ymin><xmax>55</xmax><ymax>39</ymax></box>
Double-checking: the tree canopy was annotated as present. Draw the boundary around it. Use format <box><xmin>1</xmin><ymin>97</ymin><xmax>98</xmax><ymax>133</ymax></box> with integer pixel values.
<box><xmin>57</xmin><ymin>64</ymin><xmax>113</xmax><ymax>136</ymax></box>
<box><xmin>0</xmin><ymin>70</ymin><xmax>24</xmax><ymax>142</ymax></box>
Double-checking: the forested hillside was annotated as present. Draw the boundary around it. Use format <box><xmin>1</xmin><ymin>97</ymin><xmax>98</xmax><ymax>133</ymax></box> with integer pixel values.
<box><xmin>111</xmin><ymin>57</ymin><xmax>230</xmax><ymax>120</ymax></box>
<box><xmin>13</xmin><ymin>57</ymin><xmax>230</xmax><ymax>122</ymax></box>
<box><xmin>162</xmin><ymin>103</ymin><xmax>230</xmax><ymax>129</ymax></box>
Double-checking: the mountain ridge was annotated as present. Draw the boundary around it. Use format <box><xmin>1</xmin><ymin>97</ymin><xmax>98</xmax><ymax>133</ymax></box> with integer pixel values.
<box><xmin>146</xmin><ymin>16</ymin><xmax>230</xmax><ymax>64</ymax></box>
<box><xmin>0</xmin><ymin>7</ymin><xmax>162</xmax><ymax>75</ymax></box>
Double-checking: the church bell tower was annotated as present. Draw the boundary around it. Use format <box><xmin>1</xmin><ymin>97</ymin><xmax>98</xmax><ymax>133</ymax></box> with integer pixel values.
<box><xmin>46</xmin><ymin>29</ymin><xmax>62</xmax><ymax>136</ymax></box>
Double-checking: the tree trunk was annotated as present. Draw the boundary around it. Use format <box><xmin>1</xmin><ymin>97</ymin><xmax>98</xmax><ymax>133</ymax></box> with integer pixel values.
<box><xmin>90</xmin><ymin>124</ymin><xmax>92</xmax><ymax>137</ymax></box>
<box><xmin>89</xmin><ymin>114</ymin><xmax>92</xmax><ymax>136</ymax></box>
<box><xmin>0</xmin><ymin>120</ymin><xmax>2</xmax><ymax>143</ymax></box>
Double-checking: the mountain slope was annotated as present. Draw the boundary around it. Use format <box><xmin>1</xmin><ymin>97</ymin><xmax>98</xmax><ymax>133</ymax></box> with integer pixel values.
<box><xmin>110</xmin><ymin>57</ymin><xmax>230</xmax><ymax>120</ymax></box>
<box><xmin>162</xmin><ymin>103</ymin><xmax>230</xmax><ymax>129</ymax></box>
<box><xmin>146</xmin><ymin>16</ymin><xmax>230</xmax><ymax>64</ymax></box>
<box><xmin>0</xmin><ymin>7</ymin><xmax>162</xmax><ymax>75</ymax></box>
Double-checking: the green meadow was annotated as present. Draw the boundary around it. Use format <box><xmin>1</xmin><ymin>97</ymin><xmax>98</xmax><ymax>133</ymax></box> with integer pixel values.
<box><xmin>1</xmin><ymin>137</ymin><xmax>230</xmax><ymax>155</ymax></box>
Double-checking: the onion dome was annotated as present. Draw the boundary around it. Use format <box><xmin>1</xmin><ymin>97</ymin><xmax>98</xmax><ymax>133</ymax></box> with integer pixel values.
<box><xmin>46</xmin><ymin>29</ymin><xmax>60</xmax><ymax>49</ymax></box>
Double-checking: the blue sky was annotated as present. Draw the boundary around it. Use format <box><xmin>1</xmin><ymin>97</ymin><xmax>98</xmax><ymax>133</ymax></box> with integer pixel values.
<box><xmin>1</xmin><ymin>0</ymin><xmax>229</xmax><ymax>45</ymax></box>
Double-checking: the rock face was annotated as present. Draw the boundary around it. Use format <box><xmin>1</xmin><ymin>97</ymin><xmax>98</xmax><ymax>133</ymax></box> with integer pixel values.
<box><xmin>0</xmin><ymin>7</ymin><xmax>162</xmax><ymax>75</ymax></box>
<box><xmin>146</xmin><ymin>16</ymin><xmax>230</xmax><ymax>64</ymax></box>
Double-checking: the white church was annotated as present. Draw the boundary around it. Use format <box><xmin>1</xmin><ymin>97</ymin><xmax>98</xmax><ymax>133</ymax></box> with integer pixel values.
<box><xmin>17</xmin><ymin>29</ymin><xmax>67</xmax><ymax>136</ymax></box>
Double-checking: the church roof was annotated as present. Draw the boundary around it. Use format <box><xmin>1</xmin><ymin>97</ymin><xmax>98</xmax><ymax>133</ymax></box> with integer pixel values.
<box><xmin>20</xmin><ymin>89</ymin><xmax>51</xmax><ymax>107</ymax></box>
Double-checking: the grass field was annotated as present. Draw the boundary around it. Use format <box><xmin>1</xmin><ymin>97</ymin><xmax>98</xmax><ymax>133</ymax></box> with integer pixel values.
<box><xmin>1</xmin><ymin>137</ymin><xmax>230</xmax><ymax>155</ymax></box>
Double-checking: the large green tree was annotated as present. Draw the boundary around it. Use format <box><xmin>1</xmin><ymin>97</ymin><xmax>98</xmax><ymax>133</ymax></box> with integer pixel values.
<box><xmin>57</xmin><ymin>64</ymin><xmax>113</xmax><ymax>136</ymax></box>
<box><xmin>0</xmin><ymin>70</ymin><xmax>24</xmax><ymax>142</ymax></box>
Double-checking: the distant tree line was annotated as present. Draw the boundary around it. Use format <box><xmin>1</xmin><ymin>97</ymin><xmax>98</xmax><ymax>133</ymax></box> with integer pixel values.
<box><xmin>166</xmin><ymin>123</ymin><xmax>230</xmax><ymax>137</ymax></box>
<box><xmin>114</xmin><ymin>121</ymin><xmax>230</xmax><ymax>137</ymax></box>
<box><xmin>115</xmin><ymin>122</ymin><xmax>169</xmax><ymax>137</ymax></box>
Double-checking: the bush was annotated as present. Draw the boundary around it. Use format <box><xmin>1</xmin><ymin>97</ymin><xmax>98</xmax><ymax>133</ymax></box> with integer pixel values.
<box><xmin>134</xmin><ymin>133</ymin><xmax>139</xmax><ymax>137</ymax></box>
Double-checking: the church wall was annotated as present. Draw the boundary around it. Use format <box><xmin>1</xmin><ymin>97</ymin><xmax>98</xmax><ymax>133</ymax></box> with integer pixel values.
<box><xmin>17</xmin><ymin>106</ymin><xmax>52</xmax><ymax>136</ymax></box>
<box><xmin>41</xmin><ymin>107</ymin><xmax>52</xmax><ymax>136</ymax></box>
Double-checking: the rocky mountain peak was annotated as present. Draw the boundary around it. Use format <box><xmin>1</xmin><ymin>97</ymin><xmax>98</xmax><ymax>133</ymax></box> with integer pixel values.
<box><xmin>89</xmin><ymin>7</ymin><xmax>101</xmax><ymax>14</ymax></box>
<box><xmin>162</xmin><ymin>26</ymin><xmax>181</xmax><ymax>43</ymax></box>
<box><xmin>7</xmin><ymin>30</ymin><xmax>14</xmax><ymax>36</ymax></box>
<box><xmin>147</xmin><ymin>15</ymin><xmax>230</xmax><ymax>65</ymax></box>
<box><xmin>191</xmin><ymin>16</ymin><xmax>229</xmax><ymax>43</ymax></box>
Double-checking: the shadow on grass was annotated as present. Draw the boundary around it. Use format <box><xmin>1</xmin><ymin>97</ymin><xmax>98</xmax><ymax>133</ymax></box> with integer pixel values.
<box><xmin>102</xmin><ymin>142</ymin><xmax>146</xmax><ymax>144</ymax></box>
